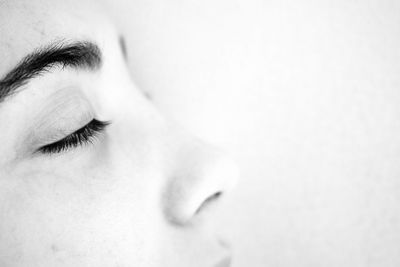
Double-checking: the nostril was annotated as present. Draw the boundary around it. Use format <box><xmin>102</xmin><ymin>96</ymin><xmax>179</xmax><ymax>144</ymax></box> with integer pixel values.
<box><xmin>195</xmin><ymin>191</ymin><xmax>223</xmax><ymax>215</ymax></box>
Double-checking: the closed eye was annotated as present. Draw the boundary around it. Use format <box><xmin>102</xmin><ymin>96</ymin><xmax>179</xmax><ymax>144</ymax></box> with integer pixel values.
<box><xmin>37</xmin><ymin>119</ymin><xmax>110</xmax><ymax>154</ymax></box>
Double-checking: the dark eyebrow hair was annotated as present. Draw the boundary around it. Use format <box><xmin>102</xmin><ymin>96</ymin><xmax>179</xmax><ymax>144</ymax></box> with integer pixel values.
<box><xmin>119</xmin><ymin>35</ymin><xmax>128</xmax><ymax>60</ymax></box>
<box><xmin>0</xmin><ymin>40</ymin><xmax>102</xmax><ymax>104</ymax></box>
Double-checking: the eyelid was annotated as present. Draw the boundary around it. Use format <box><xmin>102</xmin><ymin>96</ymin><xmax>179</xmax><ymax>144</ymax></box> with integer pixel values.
<box><xmin>29</xmin><ymin>88</ymin><xmax>95</xmax><ymax>145</ymax></box>
<box><xmin>33</xmin><ymin>115</ymin><xmax>93</xmax><ymax>148</ymax></box>
<box><xmin>37</xmin><ymin>119</ymin><xmax>110</xmax><ymax>154</ymax></box>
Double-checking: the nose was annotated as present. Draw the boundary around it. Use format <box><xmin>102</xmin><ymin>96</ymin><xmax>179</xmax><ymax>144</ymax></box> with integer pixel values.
<box><xmin>162</xmin><ymin>139</ymin><xmax>239</xmax><ymax>226</ymax></box>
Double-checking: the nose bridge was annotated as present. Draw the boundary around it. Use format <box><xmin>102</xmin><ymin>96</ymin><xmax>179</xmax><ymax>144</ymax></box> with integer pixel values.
<box><xmin>162</xmin><ymin>138</ymin><xmax>239</xmax><ymax>226</ymax></box>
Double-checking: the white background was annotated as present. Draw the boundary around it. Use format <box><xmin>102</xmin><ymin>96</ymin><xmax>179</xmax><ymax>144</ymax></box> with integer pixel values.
<box><xmin>104</xmin><ymin>1</ymin><xmax>400</xmax><ymax>266</ymax></box>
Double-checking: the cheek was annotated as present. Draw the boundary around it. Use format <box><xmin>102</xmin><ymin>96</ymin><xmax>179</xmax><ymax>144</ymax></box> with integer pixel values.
<box><xmin>0</xmin><ymin>165</ymin><xmax>160</xmax><ymax>266</ymax></box>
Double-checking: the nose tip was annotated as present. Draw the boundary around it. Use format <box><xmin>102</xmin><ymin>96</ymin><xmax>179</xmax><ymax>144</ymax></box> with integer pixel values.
<box><xmin>204</xmin><ymin>155</ymin><xmax>239</xmax><ymax>201</ymax></box>
<box><xmin>216</xmin><ymin>156</ymin><xmax>239</xmax><ymax>193</ymax></box>
<box><xmin>162</xmin><ymin>145</ymin><xmax>239</xmax><ymax>226</ymax></box>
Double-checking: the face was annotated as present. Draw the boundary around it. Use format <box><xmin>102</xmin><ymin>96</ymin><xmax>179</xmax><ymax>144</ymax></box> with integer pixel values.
<box><xmin>0</xmin><ymin>0</ymin><xmax>238</xmax><ymax>266</ymax></box>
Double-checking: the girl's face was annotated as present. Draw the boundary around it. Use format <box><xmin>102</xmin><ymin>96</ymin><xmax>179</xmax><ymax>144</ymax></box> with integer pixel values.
<box><xmin>0</xmin><ymin>1</ymin><xmax>238</xmax><ymax>266</ymax></box>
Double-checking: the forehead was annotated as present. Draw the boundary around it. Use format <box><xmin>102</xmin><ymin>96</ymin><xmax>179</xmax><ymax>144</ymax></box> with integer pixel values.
<box><xmin>0</xmin><ymin>0</ymin><xmax>113</xmax><ymax>76</ymax></box>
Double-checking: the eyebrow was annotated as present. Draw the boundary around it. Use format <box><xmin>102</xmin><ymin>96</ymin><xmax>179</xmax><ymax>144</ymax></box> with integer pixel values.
<box><xmin>0</xmin><ymin>40</ymin><xmax>102</xmax><ymax>104</ymax></box>
<box><xmin>119</xmin><ymin>36</ymin><xmax>128</xmax><ymax>60</ymax></box>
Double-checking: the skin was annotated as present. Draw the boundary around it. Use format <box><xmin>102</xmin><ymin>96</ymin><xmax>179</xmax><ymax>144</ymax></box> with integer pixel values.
<box><xmin>0</xmin><ymin>0</ymin><xmax>238</xmax><ymax>266</ymax></box>
<box><xmin>105</xmin><ymin>1</ymin><xmax>400</xmax><ymax>266</ymax></box>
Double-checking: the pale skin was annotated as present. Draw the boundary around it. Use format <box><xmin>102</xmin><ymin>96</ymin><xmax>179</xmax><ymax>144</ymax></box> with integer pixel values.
<box><xmin>0</xmin><ymin>0</ymin><xmax>238</xmax><ymax>266</ymax></box>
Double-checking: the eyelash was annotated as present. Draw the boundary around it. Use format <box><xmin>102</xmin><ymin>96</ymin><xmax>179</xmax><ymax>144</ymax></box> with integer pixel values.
<box><xmin>38</xmin><ymin>119</ymin><xmax>110</xmax><ymax>154</ymax></box>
